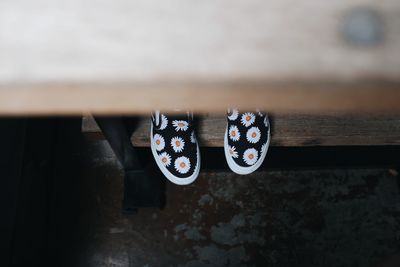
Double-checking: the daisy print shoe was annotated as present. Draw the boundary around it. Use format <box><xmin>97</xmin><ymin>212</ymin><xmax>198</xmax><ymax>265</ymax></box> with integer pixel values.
<box><xmin>224</xmin><ymin>109</ymin><xmax>270</xmax><ymax>175</ymax></box>
<box><xmin>151</xmin><ymin>111</ymin><xmax>200</xmax><ymax>185</ymax></box>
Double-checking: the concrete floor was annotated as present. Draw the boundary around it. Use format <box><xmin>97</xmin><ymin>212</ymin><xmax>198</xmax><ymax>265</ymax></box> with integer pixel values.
<box><xmin>75</xmin><ymin>140</ymin><xmax>400</xmax><ymax>267</ymax></box>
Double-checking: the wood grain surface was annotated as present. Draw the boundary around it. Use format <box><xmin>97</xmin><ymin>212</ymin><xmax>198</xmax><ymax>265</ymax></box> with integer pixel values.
<box><xmin>82</xmin><ymin>114</ymin><xmax>400</xmax><ymax>147</ymax></box>
<box><xmin>0</xmin><ymin>0</ymin><xmax>399</xmax><ymax>114</ymax></box>
<box><xmin>0</xmin><ymin>81</ymin><xmax>399</xmax><ymax>115</ymax></box>
<box><xmin>1</xmin><ymin>0</ymin><xmax>400</xmax><ymax>81</ymax></box>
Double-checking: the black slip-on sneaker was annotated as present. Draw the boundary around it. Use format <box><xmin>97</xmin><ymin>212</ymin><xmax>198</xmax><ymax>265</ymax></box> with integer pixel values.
<box><xmin>224</xmin><ymin>109</ymin><xmax>270</xmax><ymax>175</ymax></box>
<box><xmin>150</xmin><ymin>111</ymin><xmax>200</xmax><ymax>185</ymax></box>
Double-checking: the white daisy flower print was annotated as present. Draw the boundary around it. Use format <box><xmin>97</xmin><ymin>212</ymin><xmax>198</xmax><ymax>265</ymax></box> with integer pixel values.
<box><xmin>256</xmin><ymin>109</ymin><xmax>264</xmax><ymax>117</ymax></box>
<box><xmin>246</xmin><ymin>127</ymin><xmax>261</xmax><ymax>144</ymax></box>
<box><xmin>174</xmin><ymin>156</ymin><xmax>191</xmax><ymax>174</ymax></box>
<box><xmin>171</xmin><ymin>136</ymin><xmax>185</xmax><ymax>153</ymax></box>
<box><xmin>153</xmin><ymin>134</ymin><xmax>165</xmax><ymax>151</ymax></box>
<box><xmin>229</xmin><ymin>125</ymin><xmax>240</xmax><ymax>142</ymax></box>
<box><xmin>159</xmin><ymin>152</ymin><xmax>171</xmax><ymax>167</ymax></box>
<box><xmin>190</xmin><ymin>131</ymin><xmax>196</xmax><ymax>143</ymax></box>
<box><xmin>159</xmin><ymin>114</ymin><xmax>168</xmax><ymax>130</ymax></box>
<box><xmin>241</xmin><ymin>112</ymin><xmax>255</xmax><ymax>127</ymax></box>
<box><xmin>172</xmin><ymin>120</ymin><xmax>189</xmax><ymax>132</ymax></box>
<box><xmin>261</xmin><ymin>142</ymin><xmax>268</xmax><ymax>154</ymax></box>
<box><xmin>243</xmin><ymin>148</ymin><xmax>258</xmax><ymax>166</ymax></box>
<box><xmin>228</xmin><ymin>145</ymin><xmax>239</xmax><ymax>158</ymax></box>
<box><xmin>228</xmin><ymin>109</ymin><xmax>239</xmax><ymax>121</ymax></box>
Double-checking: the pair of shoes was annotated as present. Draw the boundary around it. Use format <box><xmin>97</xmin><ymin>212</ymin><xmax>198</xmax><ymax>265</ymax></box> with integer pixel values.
<box><xmin>150</xmin><ymin>109</ymin><xmax>270</xmax><ymax>185</ymax></box>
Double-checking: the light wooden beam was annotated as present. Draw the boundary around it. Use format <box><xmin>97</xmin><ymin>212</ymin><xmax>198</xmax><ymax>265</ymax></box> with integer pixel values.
<box><xmin>0</xmin><ymin>81</ymin><xmax>399</xmax><ymax>115</ymax></box>
<box><xmin>1</xmin><ymin>0</ymin><xmax>399</xmax><ymax>115</ymax></box>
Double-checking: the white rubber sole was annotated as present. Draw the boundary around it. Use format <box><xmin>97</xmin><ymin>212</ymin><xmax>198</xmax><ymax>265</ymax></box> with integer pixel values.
<box><xmin>224</xmin><ymin>125</ymin><xmax>270</xmax><ymax>175</ymax></box>
<box><xmin>150</xmin><ymin>123</ymin><xmax>200</xmax><ymax>185</ymax></box>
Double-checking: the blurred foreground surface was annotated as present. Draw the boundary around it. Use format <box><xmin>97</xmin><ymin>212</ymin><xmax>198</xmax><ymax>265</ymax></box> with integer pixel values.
<box><xmin>1</xmin><ymin>1</ymin><xmax>400</xmax><ymax>114</ymax></box>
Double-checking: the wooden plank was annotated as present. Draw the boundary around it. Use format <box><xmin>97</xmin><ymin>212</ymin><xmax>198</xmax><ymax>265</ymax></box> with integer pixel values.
<box><xmin>0</xmin><ymin>81</ymin><xmax>399</xmax><ymax>115</ymax></box>
<box><xmin>82</xmin><ymin>114</ymin><xmax>400</xmax><ymax>147</ymax></box>
<box><xmin>1</xmin><ymin>0</ymin><xmax>400</xmax><ymax>81</ymax></box>
<box><xmin>0</xmin><ymin>0</ymin><xmax>400</xmax><ymax>114</ymax></box>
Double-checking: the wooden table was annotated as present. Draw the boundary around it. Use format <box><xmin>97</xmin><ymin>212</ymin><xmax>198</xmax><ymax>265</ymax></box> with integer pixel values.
<box><xmin>0</xmin><ymin>0</ymin><xmax>399</xmax><ymax>115</ymax></box>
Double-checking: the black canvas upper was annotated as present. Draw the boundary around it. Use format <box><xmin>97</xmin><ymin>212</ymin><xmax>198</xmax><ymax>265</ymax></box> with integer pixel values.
<box><xmin>151</xmin><ymin>112</ymin><xmax>199</xmax><ymax>178</ymax></box>
<box><xmin>225</xmin><ymin>109</ymin><xmax>270</xmax><ymax>167</ymax></box>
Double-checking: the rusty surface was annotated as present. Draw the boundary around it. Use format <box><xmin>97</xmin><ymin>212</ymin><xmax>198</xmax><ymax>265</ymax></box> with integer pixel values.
<box><xmin>76</xmin><ymin>140</ymin><xmax>400</xmax><ymax>267</ymax></box>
